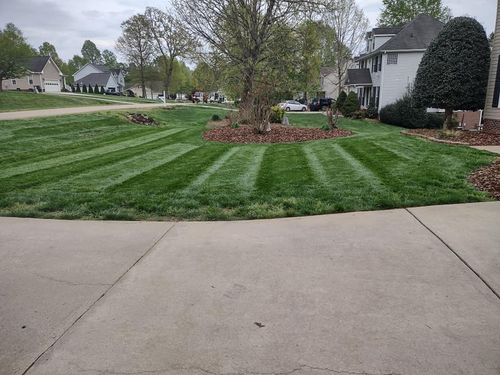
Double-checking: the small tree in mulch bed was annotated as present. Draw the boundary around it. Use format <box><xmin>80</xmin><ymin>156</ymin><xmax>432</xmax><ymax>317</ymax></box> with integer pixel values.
<box><xmin>94</xmin><ymin>84</ymin><xmax>100</xmax><ymax>94</ymax></box>
<box><xmin>100</xmin><ymin>86</ymin><xmax>105</xmax><ymax>94</ymax></box>
<box><xmin>82</xmin><ymin>84</ymin><xmax>87</xmax><ymax>93</ymax></box>
<box><xmin>126</xmin><ymin>113</ymin><xmax>157</xmax><ymax>126</ymax></box>
<box><xmin>88</xmin><ymin>85</ymin><xmax>94</xmax><ymax>94</ymax></box>
<box><xmin>76</xmin><ymin>83</ymin><xmax>81</xmax><ymax>93</ymax></box>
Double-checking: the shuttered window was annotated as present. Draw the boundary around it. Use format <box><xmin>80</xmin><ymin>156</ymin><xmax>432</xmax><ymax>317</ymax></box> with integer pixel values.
<box><xmin>492</xmin><ymin>56</ymin><xmax>500</xmax><ymax>108</ymax></box>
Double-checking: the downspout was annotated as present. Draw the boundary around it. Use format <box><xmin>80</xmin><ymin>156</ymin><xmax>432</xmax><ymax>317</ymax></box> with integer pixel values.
<box><xmin>379</xmin><ymin>51</ymin><xmax>386</xmax><ymax>114</ymax></box>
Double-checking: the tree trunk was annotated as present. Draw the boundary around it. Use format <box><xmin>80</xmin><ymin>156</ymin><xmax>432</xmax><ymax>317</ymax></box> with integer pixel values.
<box><xmin>139</xmin><ymin>63</ymin><xmax>146</xmax><ymax>99</ymax></box>
<box><xmin>0</xmin><ymin>78</ymin><xmax>3</xmax><ymax>92</ymax></box>
<box><xmin>443</xmin><ymin>108</ymin><xmax>453</xmax><ymax>130</ymax></box>
<box><xmin>163</xmin><ymin>57</ymin><xmax>175</xmax><ymax>96</ymax></box>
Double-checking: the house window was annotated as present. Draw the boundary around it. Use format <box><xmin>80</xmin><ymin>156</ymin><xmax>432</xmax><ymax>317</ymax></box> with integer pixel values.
<box><xmin>387</xmin><ymin>53</ymin><xmax>398</xmax><ymax>64</ymax></box>
<box><xmin>12</xmin><ymin>79</ymin><xmax>16</xmax><ymax>85</ymax></box>
<box><xmin>492</xmin><ymin>56</ymin><xmax>500</xmax><ymax>108</ymax></box>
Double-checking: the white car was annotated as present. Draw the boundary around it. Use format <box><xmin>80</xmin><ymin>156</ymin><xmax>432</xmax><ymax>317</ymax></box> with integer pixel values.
<box><xmin>280</xmin><ymin>100</ymin><xmax>307</xmax><ymax>112</ymax></box>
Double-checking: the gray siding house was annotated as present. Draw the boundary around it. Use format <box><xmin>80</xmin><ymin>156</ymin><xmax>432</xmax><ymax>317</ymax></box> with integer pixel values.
<box><xmin>484</xmin><ymin>0</ymin><xmax>500</xmax><ymax>134</ymax></box>
<box><xmin>73</xmin><ymin>63</ymin><xmax>125</xmax><ymax>93</ymax></box>
<box><xmin>346</xmin><ymin>14</ymin><xmax>444</xmax><ymax>111</ymax></box>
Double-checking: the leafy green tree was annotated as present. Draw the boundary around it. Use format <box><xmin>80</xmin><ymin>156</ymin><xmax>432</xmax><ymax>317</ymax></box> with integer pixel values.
<box><xmin>116</xmin><ymin>14</ymin><xmax>155</xmax><ymax>98</ymax></box>
<box><xmin>102</xmin><ymin>49</ymin><xmax>119</xmax><ymax>68</ymax></box>
<box><xmin>342</xmin><ymin>91</ymin><xmax>359</xmax><ymax>117</ymax></box>
<box><xmin>378</xmin><ymin>0</ymin><xmax>451</xmax><ymax>26</ymax></box>
<box><xmin>0</xmin><ymin>23</ymin><xmax>36</xmax><ymax>91</ymax></box>
<box><xmin>413</xmin><ymin>17</ymin><xmax>490</xmax><ymax>129</ymax></box>
<box><xmin>81</xmin><ymin>40</ymin><xmax>102</xmax><ymax>63</ymax></box>
<box><xmin>296</xmin><ymin>20</ymin><xmax>322</xmax><ymax>102</ymax></box>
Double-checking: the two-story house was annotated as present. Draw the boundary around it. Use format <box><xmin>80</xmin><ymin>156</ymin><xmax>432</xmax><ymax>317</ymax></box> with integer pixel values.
<box><xmin>484</xmin><ymin>0</ymin><xmax>500</xmax><ymax>134</ymax></box>
<box><xmin>346</xmin><ymin>14</ymin><xmax>444</xmax><ymax>111</ymax></box>
<box><xmin>1</xmin><ymin>56</ymin><xmax>65</xmax><ymax>92</ymax></box>
<box><xmin>73</xmin><ymin>63</ymin><xmax>125</xmax><ymax>93</ymax></box>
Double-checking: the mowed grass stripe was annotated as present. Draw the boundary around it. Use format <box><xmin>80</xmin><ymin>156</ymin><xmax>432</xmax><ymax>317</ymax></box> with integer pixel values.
<box><xmin>112</xmin><ymin>145</ymin><xmax>230</xmax><ymax>193</ymax></box>
<box><xmin>0</xmin><ymin>128</ymin><xmax>184</xmax><ymax>179</ymax></box>
<box><xmin>183</xmin><ymin>147</ymin><xmax>240</xmax><ymax>192</ymax></box>
<box><xmin>255</xmin><ymin>145</ymin><xmax>316</xmax><ymax>194</ymax></box>
<box><xmin>197</xmin><ymin>146</ymin><xmax>267</xmax><ymax>194</ymax></box>
<box><xmin>39</xmin><ymin>143</ymin><xmax>198</xmax><ymax>191</ymax></box>
<box><xmin>331</xmin><ymin>143</ymin><xmax>387</xmax><ymax>191</ymax></box>
<box><xmin>303</xmin><ymin>144</ymin><xmax>329</xmax><ymax>186</ymax></box>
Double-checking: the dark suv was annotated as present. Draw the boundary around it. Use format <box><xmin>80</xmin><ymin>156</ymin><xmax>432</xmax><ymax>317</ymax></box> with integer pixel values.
<box><xmin>309</xmin><ymin>97</ymin><xmax>334</xmax><ymax>111</ymax></box>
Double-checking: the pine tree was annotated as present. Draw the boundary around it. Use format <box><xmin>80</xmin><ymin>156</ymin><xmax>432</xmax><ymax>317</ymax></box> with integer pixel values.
<box><xmin>413</xmin><ymin>17</ymin><xmax>491</xmax><ymax>129</ymax></box>
<box><xmin>336</xmin><ymin>91</ymin><xmax>347</xmax><ymax>112</ymax></box>
<box><xmin>94</xmin><ymin>84</ymin><xmax>99</xmax><ymax>94</ymax></box>
<box><xmin>342</xmin><ymin>92</ymin><xmax>360</xmax><ymax>117</ymax></box>
<box><xmin>76</xmin><ymin>83</ymin><xmax>81</xmax><ymax>93</ymax></box>
<box><xmin>82</xmin><ymin>84</ymin><xmax>87</xmax><ymax>93</ymax></box>
<box><xmin>88</xmin><ymin>85</ymin><xmax>94</xmax><ymax>94</ymax></box>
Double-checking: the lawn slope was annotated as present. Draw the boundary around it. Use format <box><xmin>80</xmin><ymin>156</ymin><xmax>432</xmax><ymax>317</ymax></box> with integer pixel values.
<box><xmin>0</xmin><ymin>91</ymin><xmax>116</xmax><ymax>112</ymax></box>
<box><xmin>0</xmin><ymin>107</ymin><xmax>494</xmax><ymax>220</ymax></box>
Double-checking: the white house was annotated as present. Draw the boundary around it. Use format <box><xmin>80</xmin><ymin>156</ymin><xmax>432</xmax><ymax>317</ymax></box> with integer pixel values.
<box><xmin>73</xmin><ymin>63</ymin><xmax>125</xmax><ymax>93</ymax></box>
<box><xmin>346</xmin><ymin>14</ymin><xmax>444</xmax><ymax>111</ymax></box>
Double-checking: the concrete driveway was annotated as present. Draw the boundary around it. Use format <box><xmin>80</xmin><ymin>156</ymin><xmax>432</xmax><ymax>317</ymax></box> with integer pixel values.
<box><xmin>1</xmin><ymin>202</ymin><xmax>499</xmax><ymax>375</ymax></box>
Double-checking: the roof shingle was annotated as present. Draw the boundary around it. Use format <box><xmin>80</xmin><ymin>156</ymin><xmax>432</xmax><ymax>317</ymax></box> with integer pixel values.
<box><xmin>345</xmin><ymin>69</ymin><xmax>372</xmax><ymax>85</ymax></box>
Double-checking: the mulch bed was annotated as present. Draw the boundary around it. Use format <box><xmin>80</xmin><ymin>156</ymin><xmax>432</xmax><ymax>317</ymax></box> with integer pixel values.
<box><xmin>405</xmin><ymin>129</ymin><xmax>500</xmax><ymax>146</ymax></box>
<box><xmin>127</xmin><ymin>113</ymin><xmax>157</xmax><ymax>126</ymax></box>
<box><xmin>469</xmin><ymin>159</ymin><xmax>500</xmax><ymax>200</ymax></box>
<box><xmin>203</xmin><ymin>125</ymin><xmax>352</xmax><ymax>144</ymax></box>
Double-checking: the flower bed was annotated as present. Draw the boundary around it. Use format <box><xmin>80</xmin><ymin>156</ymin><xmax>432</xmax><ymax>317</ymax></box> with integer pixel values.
<box><xmin>404</xmin><ymin>129</ymin><xmax>500</xmax><ymax>146</ymax></box>
<box><xmin>203</xmin><ymin>125</ymin><xmax>352</xmax><ymax>144</ymax></box>
<box><xmin>469</xmin><ymin>159</ymin><xmax>500</xmax><ymax>200</ymax></box>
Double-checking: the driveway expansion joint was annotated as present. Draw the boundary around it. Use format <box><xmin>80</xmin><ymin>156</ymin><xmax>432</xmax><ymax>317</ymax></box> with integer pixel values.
<box><xmin>404</xmin><ymin>208</ymin><xmax>500</xmax><ymax>301</ymax></box>
<box><xmin>21</xmin><ymin>222</ymin><xmax>177</xmax><ymax>375</ymax></box>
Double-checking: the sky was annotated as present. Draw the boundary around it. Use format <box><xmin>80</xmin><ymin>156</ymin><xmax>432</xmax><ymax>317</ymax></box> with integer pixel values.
<box><xmin>0</xmin><ymin>0</ymin><xmax>497</xmax><ymax>61</ymax></box>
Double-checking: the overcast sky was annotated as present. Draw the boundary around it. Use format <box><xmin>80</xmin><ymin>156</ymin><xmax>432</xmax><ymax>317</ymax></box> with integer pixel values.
<box><xmin>0</xmin><ymin>0</ymin><xmax>496</xmax><ymax>61</ymax></box>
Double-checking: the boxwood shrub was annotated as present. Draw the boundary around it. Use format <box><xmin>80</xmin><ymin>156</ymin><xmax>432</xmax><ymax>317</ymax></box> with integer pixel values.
<box><xmin>379</xmin><ymin>93</ymin><xmax>442</xmax><ymax>129</ymax></box>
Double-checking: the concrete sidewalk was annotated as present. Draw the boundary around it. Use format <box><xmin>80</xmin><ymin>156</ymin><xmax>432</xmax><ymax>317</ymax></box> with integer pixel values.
<box><xmin>1</xmin><ymin>202</ymin><xmax>499</xmax><ymax>375</ymax></box>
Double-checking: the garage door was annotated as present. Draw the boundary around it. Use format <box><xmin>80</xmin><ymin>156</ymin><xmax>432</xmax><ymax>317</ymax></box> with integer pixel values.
<box><xmin>44</xmin><ymin>80</ymin><xmax>60</xmax><ymax>92</ymax></box>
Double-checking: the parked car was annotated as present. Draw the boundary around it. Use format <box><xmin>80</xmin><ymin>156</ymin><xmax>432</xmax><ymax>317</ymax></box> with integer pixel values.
<box><xmin>104</xmin><ymin>89</ymin><xmax>121</xmax><ymax>96</ymax></box>
<box><xmin>309</xmin><ymin>97</ymin><xmax>334</xmax><ymax>111</ymax></box>
<box><xmin>279</xmin><ymin>100</ymin><xmax>307</xmax><ymax>112</ymax></box>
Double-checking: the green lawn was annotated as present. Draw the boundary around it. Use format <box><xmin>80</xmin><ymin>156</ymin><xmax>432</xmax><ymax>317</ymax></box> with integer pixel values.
<box><xmin>0</xmin><ymin>107</ymin><xmax>495</xmax><ymax>220</ymax></box>
<box><xmin>0</xmin><ymin>91</ymin><xmax>116</xmax><ymax>112</ymax></box>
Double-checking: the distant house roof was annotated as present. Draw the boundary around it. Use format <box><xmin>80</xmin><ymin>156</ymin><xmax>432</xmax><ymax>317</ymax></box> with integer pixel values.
<box><xmin>20</xmin><ymin>56</ymin><xmax>51</xmax><ymax>73</ymax></box>
<box><xmin>377</xmin><ymin>14</ymin><xmax>444</xmax><ymax>51</ymax></box>
<box><xmin>75</xmin><ymin>72</ymin><xmax>111</xmax><ymax>86</ymax></box>
<box><xmin>345</xmin><ymin>69</ymin><xmax>372</xmax><ymax>85</ymax></box>
<box><xmin>320</xmin><ymin>67</ymin><xmax>335</xmax><ymax>77</ymax></box>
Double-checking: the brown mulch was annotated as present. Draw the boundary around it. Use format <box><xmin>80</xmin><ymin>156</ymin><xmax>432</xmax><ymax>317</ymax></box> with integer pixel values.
<box><xmin>203</xmin><ymin>125</ymin><xmax>352</xmax><ymax>144</ymax></box>
<box><xmin>405</xmin><ymin>129</ymin><xmax>500</xmax><ymax>146</ymax></box>
<box><xmin>469</xmin><ymin>159</ymin><xmax>500</xmax><ymax>200</ymax></box>
<box><xmin>126</xmin><ymin>113</ymin><xmax>157</xmax><ymax>126</ymax></box>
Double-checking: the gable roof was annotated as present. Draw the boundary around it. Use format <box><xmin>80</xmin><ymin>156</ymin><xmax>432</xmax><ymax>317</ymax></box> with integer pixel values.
<box><xmin>75</xmin><ymin>72</ymin><xmax>112</xmax><ymax>86</ymax></box>
<box><xmin>377</xmin><ymin>14</ymin><xmax>444</xmax><ymax>51</ymax></box>
<box><xmin>345</xmin><ymin>69</ymin><xmax>372</xmax><ymax>85</ymax></box>
<box><xmin>20</xmin><ymin>56</ymin><xmax>50</xmax><ymax>73</ymax></box>
<box><xmin>320</xmin><ymin>67</ymin><xmax>335</xmax><ymax>77</ymax></box>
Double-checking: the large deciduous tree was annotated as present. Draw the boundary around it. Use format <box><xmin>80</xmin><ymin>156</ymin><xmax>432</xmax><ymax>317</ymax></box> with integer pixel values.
<box><xmin>378</xmin><ymin>0</ymin><xmax>451</xmax><ymax>26</ymax></box>
<box><xmin>0</xmin><ymin>23</ymin><xmax>36</xmax><ymax>91</ymax></box>
<box><xmin>102</xmin><ymin>49</ymin><xmax>119</xmax><ymax>68</ymax></box>
<box><xmin>175</xmin><ymin>0</ymin><xmax>310</xmax><ymax>132</ymax></box>
<box><xmin>322</xmin><ymin>0</ymin><xmax>369</xmax><ymax>93</ymax></box>
<box><xmin>413</xmin><ymin>17</ymin><xmax>490</xmax><ymax>129</ymax></box>
<box><xmin>144</xmin><ymin>7</ymin><xmax>198</xmax><ymax>94</ymax></box>
<box><xmin>116</xmin><ymin>14</ymin><xmax>155</xmax><ymax>98</ymax></box>
<box><xmin>81</xmin><ymin>40</ymin><xmax>102</xmax><ymax>64</ymax></box>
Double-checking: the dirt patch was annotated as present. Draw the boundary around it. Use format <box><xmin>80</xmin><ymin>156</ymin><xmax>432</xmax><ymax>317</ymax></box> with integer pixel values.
<box><xmin>127</xmin><ymin>113</ymin><xmax>157</xmax><ymax>126</ymax></box>
<box><xmin>469</xmin><ymin>159</ymin><xmax>500</xmax><ymax>199</ymax></box>
<box><xmin>405</xmin><ymin>129</ymin><xmax>500</xmax><ymax>146</ymax></box>
<box><xmin>203</xmin><ymin>125</ymin><xmax>352</xmax><ymax>144</ymax></box>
